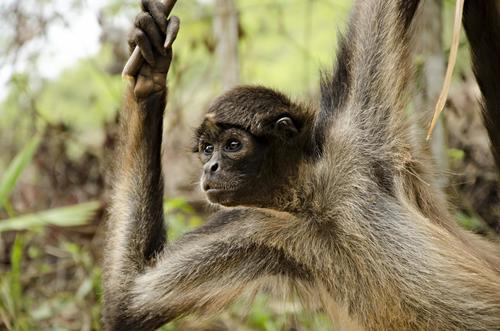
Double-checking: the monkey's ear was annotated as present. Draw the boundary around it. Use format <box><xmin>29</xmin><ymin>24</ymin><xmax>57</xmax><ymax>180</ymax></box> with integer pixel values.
<box><xmin>275</xmin><ymin>116</ymin><xmax>298</xmax><ymax>137</ymax></box>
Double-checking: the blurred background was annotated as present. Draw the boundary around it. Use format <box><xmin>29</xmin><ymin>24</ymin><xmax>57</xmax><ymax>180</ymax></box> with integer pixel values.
<box><xmin>0</xmin><ymin>0</ymin><xmax>498</xmax><ymax>330</ymax></box>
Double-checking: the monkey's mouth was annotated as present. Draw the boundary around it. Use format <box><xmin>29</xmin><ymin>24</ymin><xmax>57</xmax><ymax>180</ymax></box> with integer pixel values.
<box><xmin>203</xmin><ymin>183</ymin><xmax>239</xmax><ymax>202</ymax></box>
<box><xmin>204</xmin><ymin>185</ymin><xmax>236</xmax><ymax>193</ymax></box>
<box><xmin>203</xmin><ymin>180</ymin><xmax>239</xmax><ymax>191</ymax></box>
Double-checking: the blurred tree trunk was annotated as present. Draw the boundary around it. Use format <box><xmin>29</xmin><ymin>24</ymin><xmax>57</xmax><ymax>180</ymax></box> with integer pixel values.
<box><xmin>414</xmin><ymin>0</ymin><xmax>448</xmax><ymax>186</ymax></box>
<box><xmin>462</xmin><ymin>1</ymin><xmax>500</xmax><ymax>174</ymax></box>
<box><xmin>214</xmin><ymin>0</ymin><xmax>240</xmax><ymax>90</ymax></box>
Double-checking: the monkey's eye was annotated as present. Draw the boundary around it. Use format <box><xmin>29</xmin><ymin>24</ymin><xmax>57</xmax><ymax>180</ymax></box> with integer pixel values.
<box><xmin>203</xmin><ymin>144</ymin><xmax>214</xmax><ymax>155</ymax></box>
<box><xmin>224</xmin><ymin>139</ymin><xmax>242</xmax><ymax>152</ymax></box>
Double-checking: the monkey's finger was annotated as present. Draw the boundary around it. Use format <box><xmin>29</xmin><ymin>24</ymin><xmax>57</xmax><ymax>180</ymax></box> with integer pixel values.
<box><xmin>127</xmin><ymin>29</ymin><xmax>137</xmax><ymax>54</ymax></box>
<box><xmin>160</xmin><ymin>0</ymin><xmax>178</xmax><ymax>19</ymax></box>
<box><xmin>133</xmin><ymin>29</ymin><xmax>156</xmax><ymax>66</ymax></box>
<box><xmin>141</xmin><ymin>0</ymin><xmax>168</xmax><ymax>32</ymax></box>
<box><xmin>135</xmin><ymin>12</ymin><xmax>167</xmax><ymax>56</ymax></box>
<box><xmin>123</xmin><ymin>0</ymin><xmax>178</xmax><ymax>78</ymax></box>
<box><xmin>164</xmin><ymin>16</ymin><xmax>180</xmax><ymax>49</ymax></box>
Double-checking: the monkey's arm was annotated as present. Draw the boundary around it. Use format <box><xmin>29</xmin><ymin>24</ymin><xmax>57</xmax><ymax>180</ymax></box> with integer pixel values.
<box><xmin>103</xmin><ymin>2</ymin><xmax>179</xmax><ymax>328</ymax></box>
<box><xmin>463</xmin><ymin>1</ymin><xmax>500</xmax><ymax>172</ymax></box>
<box><xmin>102</xmin><ymin>86</ymin><xmax>168</xmax><ymax>329</ymax></box>
<box><xmin>106</xmin><ymin>208</ymin><xmax>309</xmax><ymax>330</ymax></box>
<box><xmin>319</xmin><ymin>1</ymin><xmax>420</xmax><ymax>138</ymax></box>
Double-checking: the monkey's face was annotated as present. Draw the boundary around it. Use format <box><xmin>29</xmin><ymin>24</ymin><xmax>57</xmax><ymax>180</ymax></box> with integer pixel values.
<box><xmin>194</xmin><ymin>86</ymin><xmax>307</xmax><ymax>208</ymax></box>
<box><xmin>197</xmin><ymin>127</ymin><xmax>269</xmax><ymax>206</ymax></box>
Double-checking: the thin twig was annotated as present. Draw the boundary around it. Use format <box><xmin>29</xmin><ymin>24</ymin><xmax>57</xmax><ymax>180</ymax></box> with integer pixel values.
<box><xmin>426</xmin><ymin>0</ymin><xmax>465</xmax><ymax>141</ymax></box>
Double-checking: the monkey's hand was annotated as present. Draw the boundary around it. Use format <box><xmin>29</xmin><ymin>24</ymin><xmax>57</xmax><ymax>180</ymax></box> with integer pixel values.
<box><xmin>127</xmin><ymin>0</ymin><xmax>180</xmax><ymax>100</ymax></box>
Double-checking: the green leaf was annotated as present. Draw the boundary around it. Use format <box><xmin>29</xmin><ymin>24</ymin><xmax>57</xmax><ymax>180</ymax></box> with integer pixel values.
<box><xmin>0</xmin><ymin>201</ymin><xmax>101</xmax><ymax>233</ymax></box>
<box><xmin>0</xmin><ymin>134</ymin><xmax>42</xmax><ymax>208</ymax></box>
<box><xmin>164</xmin><ymin>197</ymin><xmax>194</xmax><ymax>213</ymax></box>
<box><xmin>456</xmin><ymin>212</ymin><xmax>483</xmax><ymax>232</ymax></box>
<box><xmin>10</xmin><ymin>234</ymin><xmax>24</xmax><ymax>307</ymax></box>
<box><xmin>448</xmin><ymin>148</ymin><xmax>465</xmax><ymax>162</ymax></box>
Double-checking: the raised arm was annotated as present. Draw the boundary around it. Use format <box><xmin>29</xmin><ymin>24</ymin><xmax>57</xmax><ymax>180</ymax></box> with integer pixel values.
<box><xmin>317</xmin><ymin>1</ymin><xmax>420</xmax><ymax>147</ymax></box>
<box><xmin>102</xmin><ymin>0</ymin><xmax>177</xmax><ymax>328</ymax></box>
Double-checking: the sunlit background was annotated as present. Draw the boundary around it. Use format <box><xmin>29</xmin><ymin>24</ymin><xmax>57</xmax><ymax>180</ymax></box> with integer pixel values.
<box><xmin>0</xmin><ymin>1</ymin><xmax>498</xmax><ymax>330</ymax></box>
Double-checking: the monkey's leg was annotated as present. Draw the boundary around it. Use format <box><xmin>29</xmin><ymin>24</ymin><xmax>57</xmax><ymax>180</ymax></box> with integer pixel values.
<box><xmin>463</xmin><ymin>1</ymin><xmax>500</xmax><ymax>171</ymax></box>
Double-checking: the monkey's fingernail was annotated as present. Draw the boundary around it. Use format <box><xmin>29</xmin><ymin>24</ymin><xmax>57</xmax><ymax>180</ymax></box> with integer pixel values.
<box><xmin>164</xmin><ymin>16</ymin><xmax>180</xmax><ymax>48</ymax></box>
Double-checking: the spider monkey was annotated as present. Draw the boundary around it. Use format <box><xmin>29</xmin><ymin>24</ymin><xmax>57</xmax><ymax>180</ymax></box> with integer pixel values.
<box><xmin>102</xmin><ymin>0</ymin><xmax>500</xmax><ymax>330</ymax></box>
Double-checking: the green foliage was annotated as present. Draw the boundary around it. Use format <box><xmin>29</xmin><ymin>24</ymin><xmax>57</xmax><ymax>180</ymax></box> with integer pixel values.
<box><xmin>38</xmin><ymin>48</ymin><xmax>123</xmax><ymax>129</ymax></box>
<box><xmin>0</xmin><ymin>235</ymin><xmax>33</xmax><ymax>331</ymax></box>
<box><xmin>0</xmin><ymin>201</ymin><xmax>101</xmax><ymax>233</ymax></box>
<box><xmin>37</xmin><ymin>46</ymin><xmax>124</xmax><ymax>157</ymax></box>
<box><xmin>0</xmin><ymin>232</ymin><xmax>103</xmax><ymax>331</ymax></box>
<box><xmin>246</xmin><ymin>295</ymin><xmax>285</xmax><ymax>331</ymax></box>
<box><xmin>164</xmin><ymin>197</ymin><xmax>203</xmax><ymax>241</ymax></box>
<box><xmin>448</xmin><ymin>148</ymin><xmax>465</xmax><ymax>162</ymax></box>
<box><xmin>456</xmin><ymin>212</ymin><xmax>483</xmax><ymax>232</ymax></box>
<box><xmin>239</xmin><ymin>0</ymin><xmax>351</xmax><ymax>94</ymax></box>
<box><xmin>0</xmin><ymin>134</ymin><xmax>42</xmax><ymax>210</ymax></box>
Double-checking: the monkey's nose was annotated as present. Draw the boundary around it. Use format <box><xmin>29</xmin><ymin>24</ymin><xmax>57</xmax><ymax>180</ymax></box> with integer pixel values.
<box><xmin>204</xmin><ymin>161</ymin><xmax>219</xmax><ymax>174</ymax></box>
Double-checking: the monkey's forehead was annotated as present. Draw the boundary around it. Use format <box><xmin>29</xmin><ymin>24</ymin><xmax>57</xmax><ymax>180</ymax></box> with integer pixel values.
<box><xmin>195</xmin><ymin>114</ymin><xmax>248</xmax><ymax>139</ymax></box>
<box><xmin>203</xmin><ymin>85</ymin><xmax>295</xmax><ymax>127</ymax></box>
<box><xmin>204</xmin><ymin>107</ymin><xmax>263</xmax><ymax>128</ymax></box>
<box><xmin>198</xmin><ymin>111</ymin><xmax>255</xmax><ymax>133</ymax></box>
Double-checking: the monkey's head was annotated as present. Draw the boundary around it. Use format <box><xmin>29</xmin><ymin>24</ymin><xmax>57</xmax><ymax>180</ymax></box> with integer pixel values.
<box><xmin>193</xmin><ymin>86</ymin><xmax>313</xmax><ymax>208</ymax></box>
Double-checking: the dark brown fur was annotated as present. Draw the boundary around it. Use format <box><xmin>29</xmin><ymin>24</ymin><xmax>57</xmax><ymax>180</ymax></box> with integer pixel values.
<box><xmin>462</xmin><ymin>1</ymin><xmax>500</xmax><ymax>172</ymax></box>
<box><xmin>103</xmin><ymin>1</ymin><xmax>500</xmax><ymax>330</ymax></box>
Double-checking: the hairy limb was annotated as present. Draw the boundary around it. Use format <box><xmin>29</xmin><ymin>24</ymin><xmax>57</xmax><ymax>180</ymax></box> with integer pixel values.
<box><xmin>317</xmin><ymin>0</ymin><xmax>420</xmax><ymax>145</ymax></box>
<box><xmin>103</xmin><ymin>1</ymin><xmax>178</xmax><ymax>329</ymax></box>
<box><xmin>103</xmin><ymin>88</ymin><xmax>167</xmax><ymax>329</ymax></box>
<box><xmin>316</xmin><ymin>1</ymin><xmax>441</xmax><ymax>215</ymax></box>
<box><xmin>106</xmin><ymin>208</ymin><xmax>311</xmax><ymax>330</ymax></box>
<box><xmin>462</xmin><ymin>1</ymin><xmax>500</xmax><ymax>171</ymax></box>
